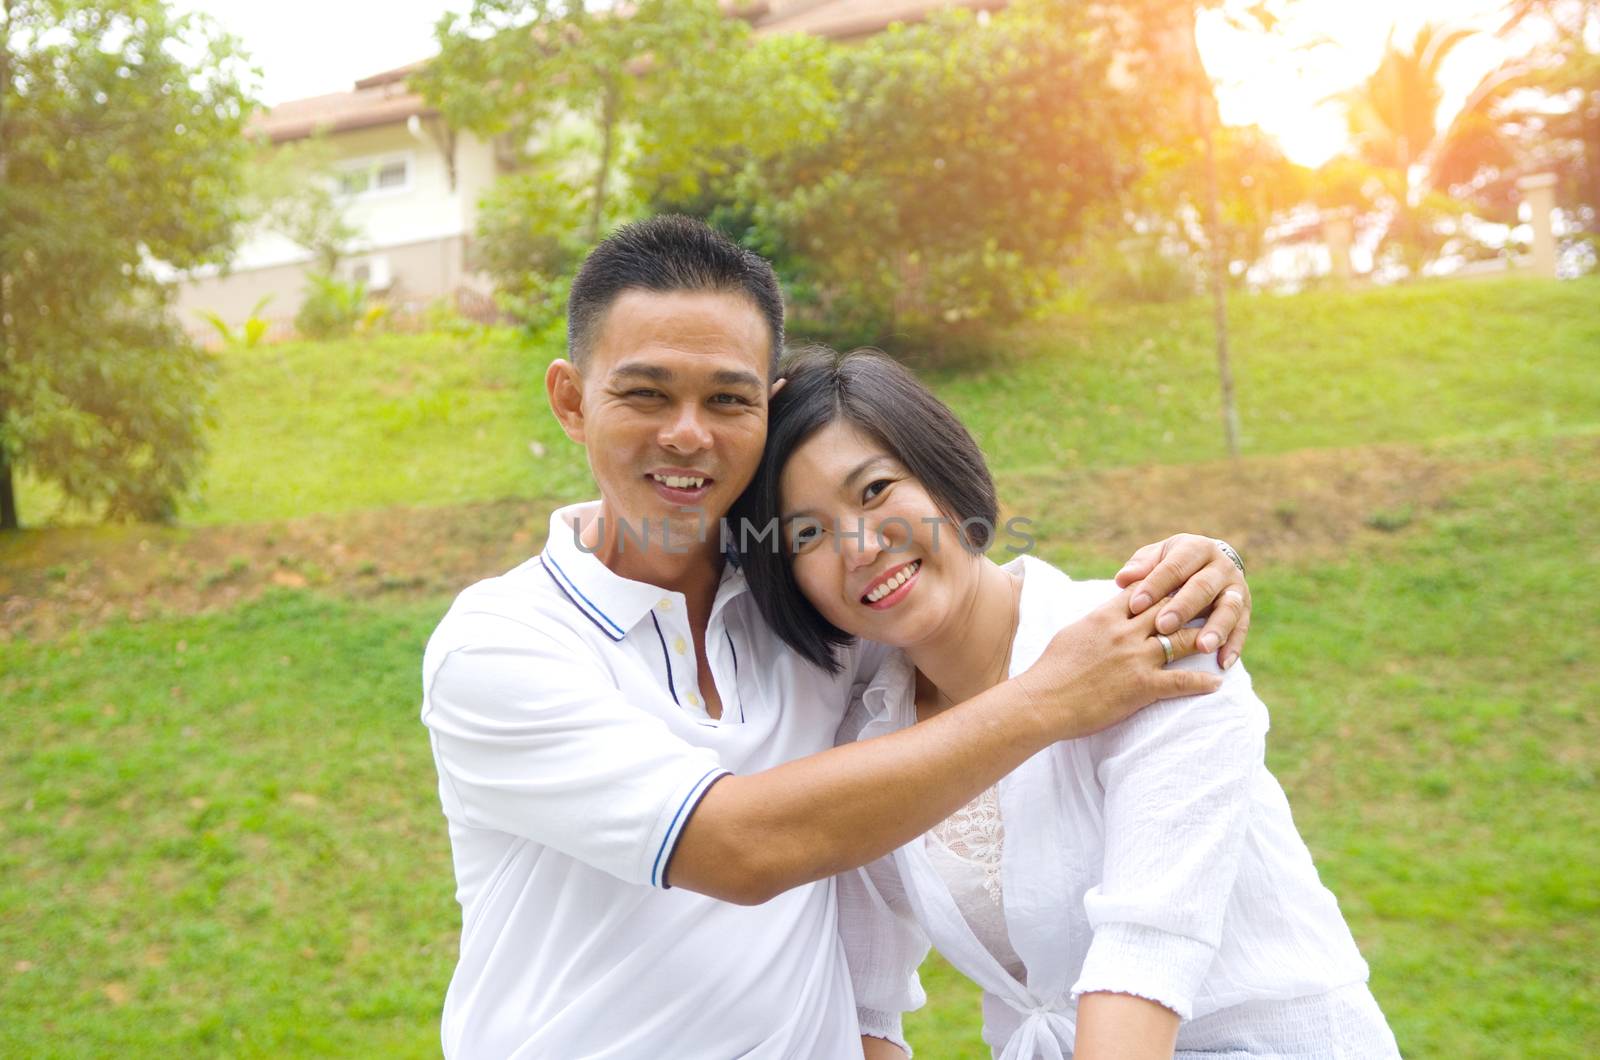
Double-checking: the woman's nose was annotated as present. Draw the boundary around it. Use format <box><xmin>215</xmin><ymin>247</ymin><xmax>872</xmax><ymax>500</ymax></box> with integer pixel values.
<box><xmin>841</xmin><ymin>516</ymin><xmax>883</xmax><ymax>570</ymax></box>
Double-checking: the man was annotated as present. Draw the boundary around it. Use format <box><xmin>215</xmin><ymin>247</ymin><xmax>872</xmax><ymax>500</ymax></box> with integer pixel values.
<box><xmin>421</xmin><ymin>216</ymin><xmax>1251</xmax><ymax>1057</ymax></box>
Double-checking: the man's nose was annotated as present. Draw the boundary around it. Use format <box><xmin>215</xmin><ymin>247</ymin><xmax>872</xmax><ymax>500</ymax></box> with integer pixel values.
<box><xmin>658</xmin><ymin>402</ymin><xmax>714</xmax><ymax>454</ymax></box>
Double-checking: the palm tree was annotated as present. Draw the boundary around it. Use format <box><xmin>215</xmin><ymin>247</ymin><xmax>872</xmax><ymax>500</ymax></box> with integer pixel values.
<box><xmin>1336</xmin><ymin>24</ymin><xmax>1469</xmax><ymax>274</ymax></box>
<box><xmin>1334</xmin><ymin>24</ymin><xmax>1518</xmax><ymax>275</ymax></box>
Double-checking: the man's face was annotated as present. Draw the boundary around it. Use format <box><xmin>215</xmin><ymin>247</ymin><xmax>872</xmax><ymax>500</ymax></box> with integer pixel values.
<box><xmin>551</xmin><ymin>288</ymin><xmax>774</xmax><ymax>540</ymax></box>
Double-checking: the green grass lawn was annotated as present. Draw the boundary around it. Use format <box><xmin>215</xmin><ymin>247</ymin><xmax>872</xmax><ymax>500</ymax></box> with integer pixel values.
<box><xmin>15</xmin><ymin>276</ymin><xmax>1599</xmax><ymax>528</ymax></box>
<box><xmin>5</xmin><ymin>276</ymin><xmax>1598</xmax><ymax>1056</ymax></box>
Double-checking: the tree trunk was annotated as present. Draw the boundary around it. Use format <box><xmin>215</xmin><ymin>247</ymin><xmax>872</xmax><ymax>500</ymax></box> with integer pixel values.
<box><xmin>0</xmin><ymin>453</ymin><xmax>16</xmax><ymax>532</ymax></box>
<box><xmin>1200</xmin><ymin>112</ymin><xmax>1242</xmax><ymax>461</ymax></box>
<box><xmin>586</xmin><ymin>79</ymin><xmax>620</xmax><ymax>247</ymax></box>
<box><xmin>0</xmin><ymin>1</ymin><xmax>17</xmax><ymax>529</ymax></box>
<box><xmin>1179</xmin><ymin>12</ymin><xmax>1241</xmax><ymax>460</ymax></box>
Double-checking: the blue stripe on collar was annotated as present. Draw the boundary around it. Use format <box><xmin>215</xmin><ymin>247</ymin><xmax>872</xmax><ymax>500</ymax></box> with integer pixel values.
<box><xmin>540</xmin><ymin>552</ymin><xmax>626</xmax><ymax>641</ymax></box>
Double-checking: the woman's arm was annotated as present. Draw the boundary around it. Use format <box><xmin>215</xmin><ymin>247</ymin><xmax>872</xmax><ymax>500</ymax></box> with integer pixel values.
<box><xmin>1070</xmin><ymin>653</ymin><xmax>1268</xmax><ymax>1020</ymax></box>
<box><xmin>1074</xmin><ymin>992</ymin><xmax>1180</xmax><ymax>1060</ymax></box>
<box><xmin>861</xmin><ymin>1036</ymin><xmax>909</xmax><ymax>1059</ymax></box>
<box><xmin>838</xmin><ymin>861</ymin><xmax>929</xmax><ymax>1059</ymax></box>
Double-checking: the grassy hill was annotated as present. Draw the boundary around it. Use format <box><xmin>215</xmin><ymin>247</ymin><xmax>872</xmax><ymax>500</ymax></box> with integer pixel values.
<box><xmin>3</xmin><ymin>276</ymin><xmax>1597</xmax><ymax>1056</ymax></box>
<box><xmin>14</xmin><ymin>275</ymin><xmax>1599</xmax><ymax>528</ymax></box>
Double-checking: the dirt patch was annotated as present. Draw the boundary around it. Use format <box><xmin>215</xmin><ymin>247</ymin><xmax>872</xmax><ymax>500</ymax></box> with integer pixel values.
<box><xmin>1002</xmin><ymin>441</ymin><xmax>1491</xmax><ymax>568</ymax></box>
<box><xmin>4</xmin><ymin>437</ymin><xmax>1591</xmax><ymax>643</ymax></box>
<box><xmin>0</xmin><ymin>498</ymin><xmax>561</xmax><ymax>642</ymax></box>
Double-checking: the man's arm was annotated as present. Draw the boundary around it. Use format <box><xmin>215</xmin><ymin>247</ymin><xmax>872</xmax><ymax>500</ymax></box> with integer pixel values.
<box><xmin>668</xmin><ymin>589</ymin><xmax>1220</xmax><ymax>904</ymax></box>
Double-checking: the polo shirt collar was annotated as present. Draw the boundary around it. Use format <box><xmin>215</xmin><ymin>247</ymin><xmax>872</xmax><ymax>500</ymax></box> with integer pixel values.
<box><xmin>539</xmin><ymin>501</ymin><xmax>745</xmax><ymax>642</ymax></box>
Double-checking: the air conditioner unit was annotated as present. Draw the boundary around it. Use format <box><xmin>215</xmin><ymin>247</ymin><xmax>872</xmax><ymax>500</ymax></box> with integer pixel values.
<box><xmin>348</xmin><ymin>255</ymin><xmax>393</xmax><ymax>292</ymax></box>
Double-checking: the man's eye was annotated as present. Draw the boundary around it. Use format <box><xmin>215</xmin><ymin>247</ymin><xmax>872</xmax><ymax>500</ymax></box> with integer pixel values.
<box><xmin>863</xmin><ymin>479</ymin><xmax>893</xmax><ymax>502</ymax></box>
<box><xmin>711</xmin><ymin>393</ymin><xmax>751</xmax><ymax>406</ymax></box>
<box><xmin>628</xmin><ymin>388</ymin><xmax>664</xmax><ymax>399</ymax></box>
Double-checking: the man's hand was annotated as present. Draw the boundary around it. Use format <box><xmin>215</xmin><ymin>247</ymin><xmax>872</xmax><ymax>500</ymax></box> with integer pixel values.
<box><xmin>1014</xmin><ymin>588</ymin><xmax>1223</xmax><ymax>743</ymax></box>
<box><xmin>1115</xmin><ymin>534</ymin><xmax>1251</xmax><ymax>669</ymax></box>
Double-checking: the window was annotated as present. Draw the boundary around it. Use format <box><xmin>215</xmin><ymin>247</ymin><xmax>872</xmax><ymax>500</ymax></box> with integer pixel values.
<box><xmin>337</xmin><ymin>169</ymin><xmax>372</xmax><ymax>196</ymax></box>
<box><xmin>334</xmin><ymin>154</ymin><xmax>412</xmax><ymax>199</ymax></box>
<box><xmin>375</xmin><ymin>160</ymin><xmax>408</xmax><ymax>189</ymax></box>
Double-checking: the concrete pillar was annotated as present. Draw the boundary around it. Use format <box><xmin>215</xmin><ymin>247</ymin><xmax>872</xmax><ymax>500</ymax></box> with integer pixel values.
<box><xmin>1515</xmin><ymin>172</ymin><xmax>1559</xmax><ymax>279</ymax></box>
<box><xmin>1322</xmin><ymin>208</ymin><xmax>1355</xmax><ymax>284</ymax></box>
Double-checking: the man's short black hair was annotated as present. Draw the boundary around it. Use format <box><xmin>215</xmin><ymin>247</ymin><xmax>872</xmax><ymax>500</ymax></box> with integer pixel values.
<box><xmin>566</xmin><ymin>215</ymin><xmax>785</xmax><ymax>376</ymax></box>
<box><xmin>732</xmin><ymin>347</ymin><xmax>1000</xmax><ymax>674</ymax></box>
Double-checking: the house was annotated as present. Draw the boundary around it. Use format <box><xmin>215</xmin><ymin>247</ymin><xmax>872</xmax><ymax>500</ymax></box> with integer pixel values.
<box><xmin>169</xmin><ymin>62</ymin><xmax>502</xmax><ymax>335</ymax></box>
<box><xmin>171</xmin><ymin>0</ymin><xmax>1011</xmax><ymax>336</ymax></box>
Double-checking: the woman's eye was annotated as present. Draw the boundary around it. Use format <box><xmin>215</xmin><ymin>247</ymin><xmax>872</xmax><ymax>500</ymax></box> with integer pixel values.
<box><xmin>791</xmin><ymin>524</ymin><xmax>822</xmax><ymax>550</ymax></box>
<box><xmin>863</xmin><ymin>479</ymin><xmax>893</xmax><ymax>502</ymax></box>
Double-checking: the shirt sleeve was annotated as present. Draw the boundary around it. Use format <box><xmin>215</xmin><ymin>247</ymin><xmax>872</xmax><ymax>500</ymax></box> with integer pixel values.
<box><xmin>421</xmin><ymin>610</ymin><xmax>729</xmax><ymax>889</ymax></box>
<box><xmin>837</xmin><ymin>858</ymin><xmax>930</xmax><ymax>1056</ymax></box>
<box><xmin>1070</xmin><ymin>652</ymin><xmax>1269</xmax><ymax>1019</ymax></box>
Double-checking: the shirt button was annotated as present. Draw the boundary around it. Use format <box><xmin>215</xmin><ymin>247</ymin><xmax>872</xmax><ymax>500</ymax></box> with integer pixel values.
<box><xmin>687</xmin><ymin>692</ymin><xmax>701</xmax><ymax>708</ymax></box>
<box><xmin>673</xmin><ymin>637</ymin><xmax>687</xmax><ymax>655</ymax></box>
<box><xmin>657</xmin><ymin>598</ymin><xmax>672</xmax><ymax>611</ymax></box>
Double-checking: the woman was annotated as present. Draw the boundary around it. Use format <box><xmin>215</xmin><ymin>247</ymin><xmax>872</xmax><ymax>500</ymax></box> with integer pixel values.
<box><xmin>733</xmin><ymin>349</ymin><xmax>1398</xmax><ymax>1060</ymax></box>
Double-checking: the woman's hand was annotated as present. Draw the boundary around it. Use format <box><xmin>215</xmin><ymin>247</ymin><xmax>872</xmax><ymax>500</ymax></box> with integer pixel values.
<box><xmin>1115</xmin><ymin>533</ymin><xmax>1251</xmax><ymax>669</ymax></box>
<box><xmin>1015</xmin><ymin>588</ymin><xmax>1222</xmax><ymax>743</ymax></box>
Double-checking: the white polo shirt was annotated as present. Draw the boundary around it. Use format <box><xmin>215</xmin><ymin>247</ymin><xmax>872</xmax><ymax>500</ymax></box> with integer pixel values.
<box><xmin>421</xmin><ymin>501</ymin><xmax>882</xmax><ymax>1059</ymax></box>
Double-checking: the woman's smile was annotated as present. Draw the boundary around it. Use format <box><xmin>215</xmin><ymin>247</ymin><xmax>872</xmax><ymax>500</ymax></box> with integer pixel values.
<box><xmin>860</xmin><ymin>559</ymin><xmax>922</xmax><ymax>609</ymax></box>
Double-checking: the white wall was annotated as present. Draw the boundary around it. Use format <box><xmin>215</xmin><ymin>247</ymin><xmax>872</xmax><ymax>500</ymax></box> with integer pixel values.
<box><xmin>226</xmin><ymin>122</ymin><xmax>497</xmax><ymax>273</ymax></box>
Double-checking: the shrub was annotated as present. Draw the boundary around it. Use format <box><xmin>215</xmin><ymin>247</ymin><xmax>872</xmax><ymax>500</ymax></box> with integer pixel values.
<box><xmin>294</xmin><ymin>272</ymin><xmax>367</xmax><ymax>340</ymax></box>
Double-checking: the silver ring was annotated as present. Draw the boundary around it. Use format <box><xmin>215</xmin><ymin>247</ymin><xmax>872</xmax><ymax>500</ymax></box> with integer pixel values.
<box><xmin>1216</xmin><ymin>539</ymin><xmax>1246</xmax><ymax>576</ymax></box>
<box><xmin>1156</xmin><ymin>633</ymin><xmax>1175</xmax><ymax>665</ymax></box>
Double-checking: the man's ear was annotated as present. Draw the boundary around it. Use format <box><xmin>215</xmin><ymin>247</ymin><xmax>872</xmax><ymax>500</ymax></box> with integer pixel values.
<box><xmin>769</xmin><ymin>377</ymin><xmax>787</xmax><ymax>401</ymax></box>
<box><xmin>546</xmin><ymin>359</ymin><xmax>586</xmax><ymax>444</ymax></box>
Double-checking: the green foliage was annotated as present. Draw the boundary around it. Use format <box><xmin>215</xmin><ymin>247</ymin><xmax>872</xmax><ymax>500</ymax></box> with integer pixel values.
<box><xmin>245</xmin><ymin>138</ymin><xmax>361</xmax><ymax>274</ymax></box>
<box><xmin>1481</xmin><ymin>1</ymin><xmax>1600</xmax><ymax>262</ymax></box>
<box><xmin>197</xmin><ymin>295</ymin><xmax>274</xmax><ymax>350</ymax></box>
<box><xmin>470</xmin><ymin>150</ymin><xmax>622</xmax><ymax>330</ymax></box>
<box><xmin>1330</xmin><ymin>24</ymin><xmax>1514</xmax><ymax>277</ymax></box>
<box><xmin>294</xmin><ymin>273</ymin><xmax>368</xmax><ymax>341</ymax></box>
<box><xmin>417</xmin><ymin>0</ymin><xmax>775</xmax><ymax>249</ymax></box>
<box><xmin>1121</xmin><ymin>126</ymin><xmax>1309</xmax><ymax>292</ymax></box>
<box><xmin>422</xmin><ymin>0</ymin><xmax>831</xmax><ymax>328</ymax></box>
<box><xmin>0</xmin><ymin>0</ymin><xmax>256</xmax><ymax>527</ymax></box>
<box><xmin>744</xmin><ymin>0</ymin><xmax>1139</xmax><ymax>351</ymax></box>
<box><xmin>1085</xmin><ymin>232</ymin><xmax>1202</xmax><ymax>305</ymax></box>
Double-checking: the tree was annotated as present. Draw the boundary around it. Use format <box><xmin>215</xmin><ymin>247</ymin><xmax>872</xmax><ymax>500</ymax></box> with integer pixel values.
<box><xmin>0</xmin><ymin>0</ymin><xmax>254</xmax><ymax>528</ymax></box>
<box><xmin>1332</xmin><ymin>24</ymin><xmax>1518</xmax><ymax>275</ymax></box>
<box><xmin>247</xmin><ymin>137</ymin><xmax>361</xmax><ymax>275</ymax></box>
<box><xmin>739</xmin><ymin>0</ymin><xmax>1143</xmax><ymax>350</ymax></box>
<box><xmin>416</xmin><ymin>0</ymin><xmax>799</xmax><ymax>246</ymax></box>
<box><xmin>1489</xmin><ymin>0</ymin><xmax>1600</xmax><ymax>258</ymax></box>
<box><xmin>1102</xmin><ymin>0</ymin><xmax>1300</xmax><ymax>458</ymax></box>
<box><xmin>416</xmin><ymin>0</ymin><xmax>830</xmax><ymax>324</ymax></box>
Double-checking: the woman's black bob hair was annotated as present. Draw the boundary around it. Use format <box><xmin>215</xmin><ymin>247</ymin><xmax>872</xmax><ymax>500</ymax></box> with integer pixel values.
<box><xmin>732</xmin><ymin>347</ymin><xmax>998</xmax><ymax>674</ymax></box>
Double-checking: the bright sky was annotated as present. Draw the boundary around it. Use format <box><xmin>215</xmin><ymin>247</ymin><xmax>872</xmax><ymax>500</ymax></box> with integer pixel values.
<box><xmin>176</xmin><ymin>0</ymin><xmax>1531</xmax><ymax>167</ymax></box>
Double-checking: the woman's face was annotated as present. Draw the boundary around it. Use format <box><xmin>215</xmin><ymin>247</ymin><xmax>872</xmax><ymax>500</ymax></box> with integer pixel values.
<box><xmin>778</xmin><ymin>420</ymin><xmax>985</xmax><ymax>650</ymax></box>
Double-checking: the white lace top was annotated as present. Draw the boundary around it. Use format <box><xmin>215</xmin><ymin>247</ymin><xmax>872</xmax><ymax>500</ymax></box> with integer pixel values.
<box><xmin>836</xmin><ymin>556</ymin><xmax>1400</xmax><ymax>1059</ymax></box>
<box><xmin>926</xmin><ymin>788</ymin><xmax>1025</xmax><ymax>981</ymax></box>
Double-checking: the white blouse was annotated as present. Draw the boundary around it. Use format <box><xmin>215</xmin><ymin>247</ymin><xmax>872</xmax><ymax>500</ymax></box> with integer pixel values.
<box><xmin>836</xmin><ymin>556</ymin><xmax>1399</xmax><ymax>1060</ymax></box>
